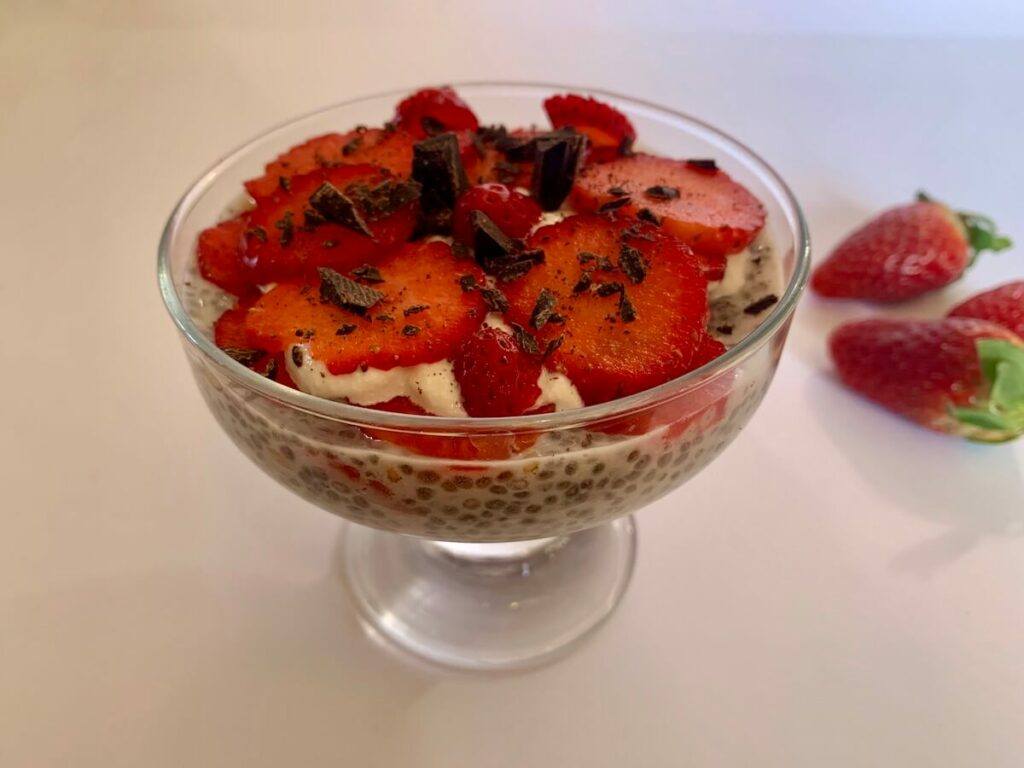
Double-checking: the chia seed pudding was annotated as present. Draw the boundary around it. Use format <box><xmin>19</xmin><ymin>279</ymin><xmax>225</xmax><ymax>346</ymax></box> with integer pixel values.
<box><xmin>173</xmin><ymin>87</ymin><xmax>788</xmax><ymax>541</ymax></box>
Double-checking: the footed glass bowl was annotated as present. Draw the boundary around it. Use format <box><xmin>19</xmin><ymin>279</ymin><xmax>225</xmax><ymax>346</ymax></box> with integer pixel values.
<box><xmin>159</xmin><ymin>82</ymin><xmax>810</xmax><ymax>670</ymax></box>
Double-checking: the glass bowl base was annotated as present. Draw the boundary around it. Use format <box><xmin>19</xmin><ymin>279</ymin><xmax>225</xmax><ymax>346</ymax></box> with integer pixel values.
<box><xmin>341</xmin><ymin>517</ymin><xmax>637</xmax><ymax>671</ymax></box>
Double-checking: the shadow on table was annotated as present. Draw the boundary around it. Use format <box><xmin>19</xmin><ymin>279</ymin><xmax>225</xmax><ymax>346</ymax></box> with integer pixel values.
<box><xmin>804</xmin><ymin>369</ymin><xmax>1024</xmax><ymax>576</ymax></box>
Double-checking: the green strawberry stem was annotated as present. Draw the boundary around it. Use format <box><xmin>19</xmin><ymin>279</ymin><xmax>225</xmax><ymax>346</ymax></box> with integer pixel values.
<box><xmin>951</xmin><ymin>339</ymin><xmax>1024</xmax><ymax>442</ymax></box>
<box><xmin>916</xmin><ymin>190</ymin><xmax>1013</xmax><ymax>259</ymax></box>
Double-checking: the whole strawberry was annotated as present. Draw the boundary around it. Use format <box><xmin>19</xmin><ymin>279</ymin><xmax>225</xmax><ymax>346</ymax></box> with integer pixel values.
<box><xmin>453</xmin><ymin>327</ymin><xmax>542</xmax><ymax>417</ymax></box>
<box><xmin>812</xmin><ymin>193</ymin><xmax>1011</xmax><ymax>302</ymax></box>
<box><xmin>948</xmin><ymin>280</ymin><xmax>1024</xmax><ymax>339</ymax></box>
<box><xmin>829</xmin><ymin>318</ymin><xmax>1024</xmax><ymax>441</ymax></box>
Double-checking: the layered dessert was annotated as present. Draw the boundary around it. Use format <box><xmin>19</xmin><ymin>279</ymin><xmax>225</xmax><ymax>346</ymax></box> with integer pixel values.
<box><xmin>181</xmin><ymin>87</ymin><xmax>784</xmax><ymax>540</ymax></box>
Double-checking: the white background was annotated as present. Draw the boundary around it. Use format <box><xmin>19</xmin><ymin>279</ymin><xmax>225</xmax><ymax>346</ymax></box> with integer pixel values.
<box><xmin>2</xmin><ymin>2</ymin><xmax>1023</xmax><ymax>765</ymax></box>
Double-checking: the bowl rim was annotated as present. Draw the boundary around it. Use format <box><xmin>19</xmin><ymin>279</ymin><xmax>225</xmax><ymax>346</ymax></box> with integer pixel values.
<box><xmin>158</xmin><ymin>80</ymin><xmax>811</xmax><ymax>432</ymax></box>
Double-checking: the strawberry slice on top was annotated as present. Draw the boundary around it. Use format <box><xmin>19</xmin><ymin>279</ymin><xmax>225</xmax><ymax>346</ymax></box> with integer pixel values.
<box><xmin>451</xmin><ymin>183</ymin><xmax>542</xmax><ymax>245</ymax></box>
<box><xmin>243</xmin><ymin>163</ymin><xmax>419</xmax><ymax>283</ymax></box>
<box><xmin>543</xmin><ymin>93</ymin><xmax>636</xmax><ymax>164</ymax></box>
<box><xmin>243</xmin><ymin>128</ymin><xmax>416</xmax><ymax>199</ymax></box>
<box><xmin>197</xmin><ymin>214</ymin><xmax>258</xmax><ymax>296</ymax></box>
<box><xmin>244</xmin><ymin>240</ymin><xmax>486</xmax><ymax>375</ymax></box>
<box><xmin>395</xmin><ymin>87</ymin><xmax>480</xmax><ymax>139</ymax></box>
<box><xmin>502</xmin><ymin>214</ymin><xmax>710</xmax><ymax>405</ymax></box>
<box><xmin>571</xmin><ymin>154</ymin><xmax>766</xmax><ymax>265</ymax></box>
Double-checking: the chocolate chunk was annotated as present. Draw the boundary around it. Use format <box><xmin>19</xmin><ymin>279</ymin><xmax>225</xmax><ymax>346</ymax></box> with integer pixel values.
<box><xmin>458</xmin><ymin>274</ymin><xmax>478</xmax><ymax>292</ymax></box>
<box><xmin>743</xmin><ymin>294</ymin><xmax>779</xmax><ymax>315</ymax></box>
<box><xmin>618</xmin><ymin>291</ymin><xmax>637</xmax><ymax>322</ymax></box>
<box><xmin>350</xmin><ymin>264</ymin><xmax>384</xmax><ymax>283</ymax></box>
<box><xmin>530</xmin><ymin>288</ymin><xmax>559</xmax><ymax>330</ymax></box>
<box><xmin>573</xmin><ymin>271</ymin><xmax>592</xmax><ymax>294</ymax></box>
<box><xmin>618</xmin><ymin>244</ymin><xmax>647</xmax><ymax>284</ymax></box>
<box><xmin>686</xmin><ymin>158</ymin><xmax>718</xmax><ymax>172</ymax></box>
<box><xmin>480</xmin><ymin>287</ymin><xmax>509</xmax><ymax>313</ymax></box>
<box><xmin>336</xmin><ymin>324</ymin><xmax>357</xmax><ymax>336</ymax></box>
<box><xmin>495</xmin><ymin>134</ymin><xmax>536</xmax><ymax>162</ymax></box>
<box><xmin>608</xmin><ymin>186</ymin><xmax>628</xmax><ymax>197</ymax></box>
<box><xmin>309</xmin><ymin>182</ymin><xmax>373</xmax><ymax>237</ymax></box>
<box><xmin>510</xmin><ymin>323</ymin><xmax>540</xmax><ymax>355</ymax></box>
<box><xmin>597</xmin><ymin>196</ymin><xmax>631</xmax><ymax>213</ymax></box>
<box><xmin>412</xmin><ymin>132</ymin><xmax>468</xmax><ymax>229</ymax></box>
<box><xmin>471</xmin><ymin>209</ymin><xmax>518</xmax><ymax>270</ymax></box>
<box><xmin>275</xmin><ymin>211</ymin><xmax>294</xmax><ymax>246</ymax></box>
<box><xmin>345</xmin><ymin>179</ymin><xmax>421</xmax><ymax>220</ymax></box>
<box><xmin>531</xmin><ymin>132</ymin><xmax>586</xmax><ymax>211</ymax></box>
<box><xmin>318</xmin><ymin>266</ymin><xmax>384</xmax><ymax>314</ymax></box>
<box><xmin>637</xmin><ymin>208</ymin><xmax>661</xmax><ymax>225</ymax></box>
<box><xmin>223</xmin><ymin>347</ymin><xmax>264</xmax><ymax>367</ymax></box>
<box><xmin>402</xmin><ymin>324</ymin><xmax>421</xmax><ymax>336</ymax></box>
<box><xmin>644</xmin><ymin>185</ymin><xmax>680</xmax><ymax>201</ymax></box>
<box><xmin>403</xmin><ymin>304</ymin><xmax>429</xmax><ymax>316</ymax></box>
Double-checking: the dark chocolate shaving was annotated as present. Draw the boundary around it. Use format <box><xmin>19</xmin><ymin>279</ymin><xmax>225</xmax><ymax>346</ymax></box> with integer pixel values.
<box><xmin>531</xmin><ymin>132</ymin><xmax>586</xmax><ymax>211</ymax></box>
<box><xmin>301</xmin><ymin>207</ymin><xmax>326</xmax><ymax>231</ymax></box>
<box><xmin>496</xmin><ymin>258</ymin><xmax>538</xmax><ymax>282</ymax></box>
<box><xmin>350</xmin><ymin>264</ymin><xmax>384</xmax><ymax>283</ymax></box>
<box><xmin>318</xmin><ymin>267</ymin><xmax>384</xmax><ymax>314</ymax></box>
<box><xmin>458</xmin><ymin>274</ymin><xmax>478</xmax><ymax>292</ymax></box>
<box><xmin>543</xmin><ymin>335</ymin><xmax>564</xmax><ymax>359</ymax></box>
<box><xmin>644</xmin><ymin>185</ymin><xmax>680</xmax><ymax>201</ymax></box>
<box><xmin>618</xmin><ymin>244</ymin><xmax>648</xmax><ymax>284</ymax></box>
<box><xmin>412</xmin><ymin>133</ymin><xmax>469</xmax><ymax>230</ymax></box>
<box><xmin>245</xmin><ymin>226</ymin><xmax>268</xmax><ymax>243</ymax></box>
<box><xmin>510</xmin><ymin>323</ymin><xmax>540</xmax><ymax>355</ymax></box>
<box><xmin>342</xmin><ymin>135</ymin><xmax>363</xmax><ymax>156</ymax></box>
<box><xmin>715</xmin><ymin>324</ymin><xmax>734</xmax><ymax>335</ymax></box>
<box><xmin>275</xmin><ymin>211</ymin><xmax>294</xmax><ymax>246</ymax></box>
<box><xmin>618</xmin><ymin>291</ymin><xmax>637</xmax><ymax>322</ymax></box>
<box><xmin>336</xmin><ymin>324</ymin><xmax>357</xmax><ymax>336</ymax></box>
<box><xmin>223</xmin><ymin>348</ymin><xmax>264</xmax><ymax>367</ymax></box>
<box><xmin>375</xmin><ymin>314</ymin><xmax>394</xmax><ymax>323</ymax></box>
<box><xmin>530</xmin><ymin>288</ymin><xmax>559</xmax><ymax>330</ymax></box>
<box><xmin>402</xmin><ymin>324</ymin><xmax>421</xmax><ymax>336</ymax></box>
<box><xmin>259</xmin><ymin>357</ymin><xmax>278</xmax><ymax>380</ymax></box>
<box><xmin>420</xmin><ymin>116</ymin><xmax>445</xmax><ymax>136</ymax></box>
<box><xmin>637</xmin><ymin>208</ymin><xmax>662</xmax><ymax>225</ymax></box>
<box><xmin>291</xmin><ymin>347</ymin><xmax>304</xmax><ymax>367</ymax></box>
<box><xmin>471</xmin><ymin>209</ymin><xmax>518</xmax><ymax>270</ymax></box>
<box><xmin>480</xmin><ymin>287</ymin><xmax>509</xmax><ymax>313</ymax></box>
<box><xmin>608</xmin><ymin>186</ymin><xmax>628</xmax><ymax>197</ymax></box>
<box><xmin>743</xmin><ymin>294</ymin><xmax>778</xmax><ymax>315</ymax></box>
<box><xmin>577</xmin><ymin>251</ymin><xmax>597</xmax><ymax>265</ymax></box>
<box><xmin>595</xmin><ymin>281</ymin><xmax>624</xmax><ymax>297</ymax></box>
<box><xmin>573</xmin><ymin>271</ymin><xmax>592</xmax><ymax>294</ymax></box>
<box><xmin>309</xmin><ymin>183</ymin><xmax>373</xmax><ymax>237</ymax></box>
<box><xmin>597</xmin><ymin>196</ymin><xmax>631</xmax><ymax>213</ymax></box>
<box><xmin>686</xmin><ymin>158</ymin><xmax>719</xmax><ymax>172</ymax></box>
<box><xmin>403</xmin><ymin>304</ymin><xmax>429</xmax><ymax>316</ymax></box>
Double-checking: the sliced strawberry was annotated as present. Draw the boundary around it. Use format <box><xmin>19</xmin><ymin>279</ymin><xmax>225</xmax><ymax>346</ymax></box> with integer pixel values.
<box><xmin>572</xmin><ymin>154</ymin><xmax>766</xmax><ymax>259</ymax></box>
<box><xmin>503</xmin><ymin>214</ymin><xmax>709</xmax><ymax>405</ymax></box>
<box><xmin>451</xmin><ymin>184</ymin><xmax>542</xmax><ymax>245</ymax></box>
<box><xmin>363</xmin><ymin>397</ymin><xmax>540</xmax><ymax>460</ymax></box>
<box><xmin>830</xmin><ymin>318</ymin><xmax>1024</xmax><ymax>442</ymax></box>
<box><xmin>453</xmin><ymin>327</ymin><xmax>543</xmax><ymax>416</ymax></box>
<box><xmin>212</xmin><ymin>299</ymin><xmax>296</xmax><ymax>387</ymax></box>
<box><xmin>395</xmin><ymin>87</ymin><xmax>479</xmax><ymax>139</ymax></box>
<box><xmin>213</xmin><ymin>299</ymin><xmax>255</xmax><ymax>350</ymax></box>
<box><xmin>245</xmin><ymin>240</ymin><xmax>486</xmax><ymax>374</ymax></box>
<box><xmin>244</xmin><ymin>128</ymin><xmax>417</xmax><ymax>199</ymax></box>
<box><xmin>243</xmin><ymin>164</ymin><xmax>418</xmax><ymax>283</ymax></box>
<box><xmin>197</xmin><ymin>215</ymin><xmax>258</xmax><ymax>296</ymax></box>
<box><xmin>543</xmin><ymin>93</ymin><xmax>636</xmax><ymax>163</ymax></box>
<box><xmin>949</xmin><ymin>281</ymin><xmax>1024</xmax><ymax>338</ymax></box>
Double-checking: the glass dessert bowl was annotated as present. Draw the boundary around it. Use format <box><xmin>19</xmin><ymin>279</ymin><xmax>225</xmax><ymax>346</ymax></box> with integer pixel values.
<box><xmin>158</xmin><ymin>82</ymin><xmax>810</xmax><ymax>670</ymax></box>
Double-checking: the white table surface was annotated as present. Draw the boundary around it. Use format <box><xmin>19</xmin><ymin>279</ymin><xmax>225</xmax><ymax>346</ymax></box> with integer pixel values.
<box><xmin>3</xmin><ymin>2</ymin><xmax>1023</xmax><ymax>765</ymax></box>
